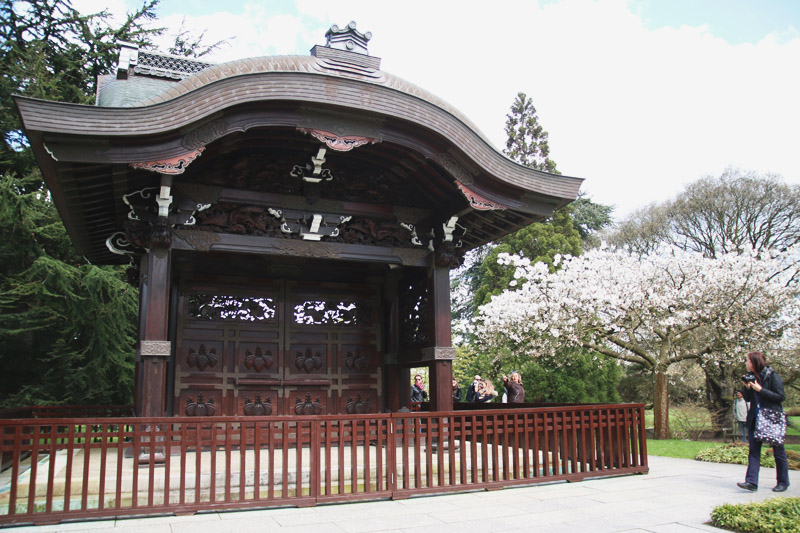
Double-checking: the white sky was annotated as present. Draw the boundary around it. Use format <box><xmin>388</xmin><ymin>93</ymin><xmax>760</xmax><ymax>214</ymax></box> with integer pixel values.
<box><xmin>75</xmin><ymin>0</ymin><xmax>800</xmax><ymax>220</ymax></box>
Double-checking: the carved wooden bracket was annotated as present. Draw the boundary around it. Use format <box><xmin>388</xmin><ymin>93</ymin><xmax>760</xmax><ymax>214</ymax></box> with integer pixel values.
<box><xmin>299</xmin><ymin>128</ymin><xmax>380</xmax><ymax>152</ymax></box>
<box><xmin>455</xmin><ymin>181</ymin><xmax>508</xmax><ymax>211</ymax></box>
<box><xmin>130</xmin><ymin>148</ymin><xmax>205</xmax><ymax>174</ymax></box>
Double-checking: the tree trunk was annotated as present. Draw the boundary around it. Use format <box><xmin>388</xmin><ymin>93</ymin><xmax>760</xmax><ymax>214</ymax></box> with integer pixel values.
<box><xmin>652</xmin><ymin>367</ymin><xmax>670</xmax><ymax>439</ymax></box>
<box><xmin>703</xmin><ymin>362</ymin><xmax>736</xmax><ymax>432</ymax></box>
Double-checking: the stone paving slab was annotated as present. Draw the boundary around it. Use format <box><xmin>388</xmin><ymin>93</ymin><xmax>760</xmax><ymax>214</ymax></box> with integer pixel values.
<box><xmin>8</xmin><ymin>455</ymin><xmax>799</xmax><ymax>532</ymax></box>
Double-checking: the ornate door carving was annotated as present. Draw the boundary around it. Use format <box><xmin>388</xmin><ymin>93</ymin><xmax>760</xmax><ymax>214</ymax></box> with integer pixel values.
<box><xmin>174</xmin><ymin>278</ymin><xmax>380</xmax><ymax>416</ymax></box>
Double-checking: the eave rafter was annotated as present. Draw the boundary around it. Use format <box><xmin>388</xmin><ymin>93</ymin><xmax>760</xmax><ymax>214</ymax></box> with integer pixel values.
<box><xmin>15</xmin><ymin>59</ymin><xmax>582</xmax><ymax>264</ymax></box>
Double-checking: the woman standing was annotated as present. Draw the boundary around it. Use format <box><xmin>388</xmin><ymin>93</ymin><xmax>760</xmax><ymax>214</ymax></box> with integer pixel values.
<box><xmin>410</xmin><ymin>374</ymin><xmax>428</xmax><ymax>402</ymax></box>
<box><xmin>502</xmin><ymin>371</ymin><xmax>525</xmax><ymax>403</ymax></box>
<box><xmin>477</xmin><ymin>379</ymin><xmax>498</xmax><ymax>403</ymax></box>
<box><xmin>737</xmin><ymin>351</ymin><xmax>790</xmax><ymax>492</ymax></box>
<box><xmin>452</xmin><ymin>378</ymin><xmax>462</xmax><ymax>402</ymax></box>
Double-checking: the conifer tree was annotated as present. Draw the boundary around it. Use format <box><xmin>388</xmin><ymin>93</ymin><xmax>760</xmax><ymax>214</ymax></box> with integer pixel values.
<box><xmin>503</xmin><ymin>92</ymin><xmax>558</xmax><ymax>173</ymax></box>
<box><xmin>0</xmin><ymin>0</ymin><xmax>164</xmax><ymax>406</ymax></box>
<box><xmin>452</xmin><ymin>93</ymin><xmax>617</xmax><ymax>400</ymax></box>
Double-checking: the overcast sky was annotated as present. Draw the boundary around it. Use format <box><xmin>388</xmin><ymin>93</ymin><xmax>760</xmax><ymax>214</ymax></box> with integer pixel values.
<box><xmin>76</xmin><ymin>0</ymin><xmax>800</xmax><ymax>220</ymax></box>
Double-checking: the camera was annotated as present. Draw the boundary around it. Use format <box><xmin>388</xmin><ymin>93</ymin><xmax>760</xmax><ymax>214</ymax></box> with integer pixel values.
<box><xmin>741</xmin><ymin>373</ymin><xmax>757</xmax><ymax>384</ymax></box>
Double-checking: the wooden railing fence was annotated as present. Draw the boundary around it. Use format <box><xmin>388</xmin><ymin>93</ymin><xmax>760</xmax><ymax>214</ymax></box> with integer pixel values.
<box><xmin>0</xmin><ymin>404</ymin><xmax>647</xmax><ymax>526</ymax></box>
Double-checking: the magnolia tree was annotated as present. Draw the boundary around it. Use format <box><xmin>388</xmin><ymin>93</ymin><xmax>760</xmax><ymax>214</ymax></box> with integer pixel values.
<box><xmin>474</xmin><ymin>245</ymin><xmax>800</xmax><ymax>439</ymax></box>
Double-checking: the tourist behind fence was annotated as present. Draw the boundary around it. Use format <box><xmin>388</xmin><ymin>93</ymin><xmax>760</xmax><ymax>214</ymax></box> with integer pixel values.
<box><xmin>736</xmin><ymin>351</ymin><xmax>789</xmax><ymax>493</ymax></box>
<box><xmin>411</xmin><ymin>374</ymin><xmax>428</xmax><ymax>402</ymax></box>
<box><xmin>477</xmin><ymin>379</ymin><xmax>498</xmax><ymax>403</ymax></box>
<box><xmin>466</xmin><ymin>374</ymin><xmax>481</xmax><ymax>402</ymax></box>
<box><xmin>502</xmin><ymin>371</ymin><xmax>525</xmax><ymax>403</ymax></box>
<box><xmin>452</xmin><ymin>378</ymin><xmax>462</xmax><ymax>402</ymax></box>
<box><xmin>733</xmin><ymin>391</ymin><xmax>748</xmax><ymax>443</ymax></box>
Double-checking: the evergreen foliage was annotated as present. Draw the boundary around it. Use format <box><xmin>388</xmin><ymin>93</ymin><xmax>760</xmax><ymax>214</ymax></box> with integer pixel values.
<box><xmin>503</xmin><ymin>92</ymin><xmax>558</xmax><ymax>173</ymax></box>
<box><xmin>452</xmin><ymin>92</ymin><xmax>619</xmax><ymax>400</ymax></box>
<box><xmin>711</xmin><ymin>498</ymin><xmax>800</xmax><ymax>533</ymax></box>
<box><xmin>472</xmin><ymin>207</ymin><xmax>581</xmax><ymax>311</ymax></box>
<box><xmin>1</xmin><ymin>0</ymin><xmax>163</xmax><ymax>178</ymax></box>
<box><xmin>167</xmin><ymin>16</ymin><xmax>226</xmax><ymax>58</ymax></box>
<box><xmin>0</xmin><ymin>0</ymin><xmax>167</xmax><ymax>406</ymax></box>
<box><xmin>453</xmin><ymin>344</ymin><xmax>621</xmax><ymax>404</ymax></box>
<box><xmin>0</xmin><ymin>174</ymin><xmax>139</xmax><ymax>406</ymax></box>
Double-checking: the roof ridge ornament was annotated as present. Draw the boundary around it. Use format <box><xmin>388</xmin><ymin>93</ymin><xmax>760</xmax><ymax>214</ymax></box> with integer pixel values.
<box><xmin>325</xmin><ymin>21</ymin><xmax>372</xmax><ymax>55</ymax></box>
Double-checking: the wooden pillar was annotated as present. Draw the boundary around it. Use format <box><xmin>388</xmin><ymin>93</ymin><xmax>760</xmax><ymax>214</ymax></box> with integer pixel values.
<box><xmin>426</xmin><ymin>265</ymin><xmax>454</xmax><ymax>412</ymax></box>
<box><xmin>138</xmin><ymin>245</ymin><xmax>171</xmax><ymax>417</ymax></box>
<box><xmin>385</xmin><ymin>365</ymin><xmax>411</xmax><ymax>411</ymax></box>
<box><xmin>383</xmin><ymin>268</ymin><xmax>410</xmax><ymax>411</ymax></box>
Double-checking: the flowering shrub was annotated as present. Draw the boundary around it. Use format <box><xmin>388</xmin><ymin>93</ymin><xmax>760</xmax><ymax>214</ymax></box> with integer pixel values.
<box><xmin>474</xmin><ymin>245</ymin><xmax>800</xmax><ymax>437</ymax></box>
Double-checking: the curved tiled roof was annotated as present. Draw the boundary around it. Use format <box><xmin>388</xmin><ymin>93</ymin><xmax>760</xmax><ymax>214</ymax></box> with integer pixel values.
<box><xmin>137</xmin><ymin>55</ymin><xmax>493</xmax><ymax>147</ymax></box>
<box><xmin>16</xmin><ymin>60</ymin><xmax>582</xmax><ymax>201</ymax></box>
<box><xmin>14</xmin><ymin>47</ymin><xmax>586</xmax><ymax>262</ymax></box>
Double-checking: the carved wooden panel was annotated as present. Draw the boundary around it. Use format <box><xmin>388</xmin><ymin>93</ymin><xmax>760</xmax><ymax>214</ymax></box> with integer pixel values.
<box><xmin>287</xmin><ymin>389</ymin><xmax>328</xmax><ymax>416</ymax></box>
<box><xmin>178</xmin><ymin>389</ymin><xmax>223</xmax><ymax>417</ymax></box>
<box><xmin>237</xmin><ymin>389</ymin><xmax>278</xmax><ymax>416</ymax></box>
<box><xmin>339</xmin><ymin>389</ymin><xmax>378</xmax><ymax>414</ymax></box>
<box><xmin>174</xmin><ymin>277</ymin><xmax>381</xmax><ymax>416</ymax></box>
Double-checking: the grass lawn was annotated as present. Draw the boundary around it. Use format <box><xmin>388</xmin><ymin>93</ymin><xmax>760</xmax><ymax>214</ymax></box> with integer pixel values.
<box><xmin>788</xmin><ymin>416</ymin><xmax>799</xmax><ymax>436</ymax></box>
<box><xmin>644</xmin><ymin>406</ymin><xmax>713</xmax><ymax>437</ymax></box>
<box><xmin>646</xmin><ymin>415</ymin><xmax>800</xmax><ymax>459</ymax></box>
<box><xmin>647</xmin><ymin>439</ymin><xmax>724</xmax><ymax>459</ymax></box>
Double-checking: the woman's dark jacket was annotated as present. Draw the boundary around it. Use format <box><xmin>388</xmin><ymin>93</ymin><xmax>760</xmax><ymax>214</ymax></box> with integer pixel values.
<box><xmin>452</xmin><ymin>385</ymin><xmax>462</xmax><ymax>402</ymax></box>
<box><xmin>411</xmin><ymin>384</ymin><xmax>427</xmax><ymax>402</ymax></box>
<box><xmin>503</xmin><ymin>380</ymin><xmax>525</xmax><ymax>403</ymax></box>
<box><xmin>741</xmin><ymin>366</ymin><xmax>785</xmax><ymax>431</ymax></box>
<box><xmin>466</xmin><ymin>382</ymin><xmax>479</xmax><ymax>402</ymax></box>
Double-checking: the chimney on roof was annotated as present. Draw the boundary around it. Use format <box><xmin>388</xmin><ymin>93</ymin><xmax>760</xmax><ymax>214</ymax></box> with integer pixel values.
<box><xmin>325</xmin><ymin>21</ymin><xmax>372</xmax><ymax>55</ymax></box>
<box><xmin>310</xmin><ymin>21</ymin><xmax>381</xmax><ymax>70</ymax></box>
<box><xmin>115</xmin><ymin>40</ymin><xmax>139</xmax><ymax>80</ymax></box>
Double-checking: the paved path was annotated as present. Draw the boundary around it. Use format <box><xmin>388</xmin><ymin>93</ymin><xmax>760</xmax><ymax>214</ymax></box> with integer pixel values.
<box><xmin>11</xmin><ymin>456</ymin><xmax>799</xmax><ymax>533</ymax></box>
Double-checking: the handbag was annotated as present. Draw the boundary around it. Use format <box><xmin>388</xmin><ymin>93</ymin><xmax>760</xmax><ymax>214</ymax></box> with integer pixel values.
<box><xmin>753</xmin><ymin>406</ymin><xmax>787</xmax><ymax>445</ymax></box>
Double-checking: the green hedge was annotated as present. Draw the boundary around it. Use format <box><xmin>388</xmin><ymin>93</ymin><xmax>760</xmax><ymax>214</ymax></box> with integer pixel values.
<box><xmin>695</xmin><ymin>443</ymin><xmax>800</xmax><ymax>470</ymax></box>
<box><xmin>696</xmin><ymin>443</ymin><xmax>775</xmax><ymax>467</ymax></box>
<box><xmin>711</xmin><ymin>498</ymin><xmax>800</xmax><ymax>533</ymax></box>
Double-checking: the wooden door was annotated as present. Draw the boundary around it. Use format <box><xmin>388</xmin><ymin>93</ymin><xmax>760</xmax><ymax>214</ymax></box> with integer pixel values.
<box><xmin>173</xmin><ymin>277</ymin><xmax>381</xmax><ymax>416</ymax></box>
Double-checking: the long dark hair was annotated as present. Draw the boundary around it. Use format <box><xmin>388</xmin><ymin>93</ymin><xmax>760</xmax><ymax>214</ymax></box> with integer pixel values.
<box><xmin>747</xmin><ymin>351</ymin><xmax>767</xmax><ymax>374</ymax></box>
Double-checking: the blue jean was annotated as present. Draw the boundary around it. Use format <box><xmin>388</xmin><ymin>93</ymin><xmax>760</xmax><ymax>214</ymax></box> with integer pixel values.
<box><xmin>745</xmin><ymin>429</ymin><xmax>790</xmax><ymax>487</ymax></box>
<box><xmin>737</xmin><ymin>421</ymin><xmax>747</xmax><ymax>443</ymax></box>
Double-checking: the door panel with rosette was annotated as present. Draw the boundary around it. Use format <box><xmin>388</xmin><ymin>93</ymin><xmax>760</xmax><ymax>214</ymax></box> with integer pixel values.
<box><xmin>174</xmin><ymin>278</ymin><xmax>381</xmax><ymax>416</ymax></box>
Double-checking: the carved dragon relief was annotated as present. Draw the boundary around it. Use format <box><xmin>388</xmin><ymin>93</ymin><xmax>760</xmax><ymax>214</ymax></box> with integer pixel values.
<box><xmin>190</xmin><ymin>204</ymin><xmax>422</xmax><ymax>247</ymax></box>
<box><xmin>183</xmin><ymin>201</ymin><xmax>467</xmax><ymax>265</ymax></box>
<box><xmin>107</xmin><ymin>186</ymin><xmax>211</xmax><ymax>255</ymax></box>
